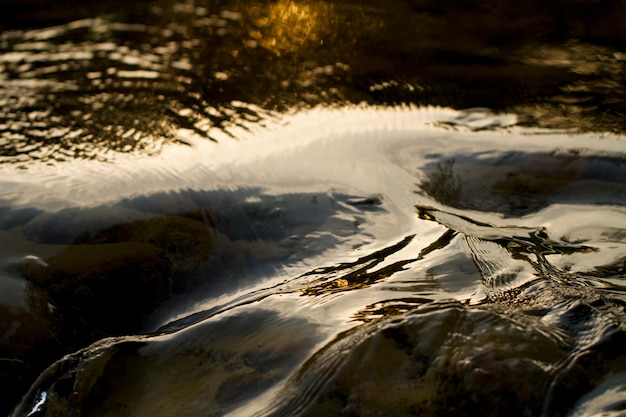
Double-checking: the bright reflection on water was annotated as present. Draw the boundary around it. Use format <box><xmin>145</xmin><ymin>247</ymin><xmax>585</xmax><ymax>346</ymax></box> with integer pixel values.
<box><xmin>1</xmin><ymin>0</ymin><xmax>626</xmax><ymax>416</ymax></box>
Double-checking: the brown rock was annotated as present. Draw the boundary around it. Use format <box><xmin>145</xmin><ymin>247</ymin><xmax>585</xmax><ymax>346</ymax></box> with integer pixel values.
<box><xmin>21</xmin><ymin>242</ymin><xmax>170</xmax><ymax>335</ymax></box>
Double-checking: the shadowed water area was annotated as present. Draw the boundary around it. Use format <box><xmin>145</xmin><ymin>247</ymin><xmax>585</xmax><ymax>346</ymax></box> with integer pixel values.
<box><xmin>1</xmin><ymin>0</ymin><xmax>626</xmax><ymax>416</ymax></box>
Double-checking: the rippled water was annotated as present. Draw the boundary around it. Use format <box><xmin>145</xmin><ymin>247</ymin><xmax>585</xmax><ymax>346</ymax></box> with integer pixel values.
<box><xmin>1</xmin><ymin>1</ymin><xmax>626</xmax><ymax>416</ymax></box>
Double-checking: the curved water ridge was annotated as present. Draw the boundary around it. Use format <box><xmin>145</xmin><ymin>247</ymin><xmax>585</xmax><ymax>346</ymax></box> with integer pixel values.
<box><xmin>3</xmin><ymin>106</ymin><xmax>626</xmax><ymax>416</ymax></box>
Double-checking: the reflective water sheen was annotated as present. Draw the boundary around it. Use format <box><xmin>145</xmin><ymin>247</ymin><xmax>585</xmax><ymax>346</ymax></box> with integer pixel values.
<box><xmin>1</xmin><ymin>1</ymin><xmax>626</xmax><ymax>416</ymax></box>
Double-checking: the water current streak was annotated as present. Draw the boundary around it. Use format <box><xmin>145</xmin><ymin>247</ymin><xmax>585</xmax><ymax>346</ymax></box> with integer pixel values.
<box><xmin>416</xmin><ymin>205</ymin><xmax>599</xmax><ymax>301</ymax></box>
<box><xmin>298</xmin><ymin>235</ymin><xmax>416</xmax><ymax>296</ymax></box>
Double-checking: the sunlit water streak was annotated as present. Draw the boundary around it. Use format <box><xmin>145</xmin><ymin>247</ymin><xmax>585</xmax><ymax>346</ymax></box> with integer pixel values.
<box><xmin>2</xmin><ymin>105</ymin><xmax>625</xmax><ymax>416</ymax></box>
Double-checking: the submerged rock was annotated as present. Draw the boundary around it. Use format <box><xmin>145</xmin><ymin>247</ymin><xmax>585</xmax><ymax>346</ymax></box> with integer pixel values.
<box><xmin>269</xmin><ymin>291</ymin><xmax>626</xmax><ymax>417</ymax></box>
<box><xmin>19</xmin><ymin>241</ymin><xmax>171</xmax><ymax>335</ymax></box>
<box><xmin>14</xmin><ymin>190</ymin><xmax>381</xmax><ymax>336</ymax></box>
<box><xmin>296</xmin><ymin>304</ymin><xmax>564</xmax><ymax>417</ymax></box>
<box><xmin>12</xmin><ymin>289</ymin><xmax>626</xmax><ymax>417</ymax></box>
<box><xmin>11</xmin><ymin>309</ymin><xmax>321</xmax><ymax>417</ymax></box>
<box><xmin>6</xmin><ymin>202</ymin><xmax>626</xmax><ymax>417</ymax></box>
<box><xmin>16</xmin><ymin>211</ymin><xmax>267</xmax><ymax>335</ymax></box>
<box><xmin>418</xmin><ymin>151</ymin><xmax>626</xmax><ymax>216</ymax></box>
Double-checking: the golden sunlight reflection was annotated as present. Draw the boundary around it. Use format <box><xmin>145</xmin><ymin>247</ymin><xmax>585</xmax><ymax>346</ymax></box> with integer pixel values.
<box><xmin>247</xmin><ymin>0</ymin><xmax>326</xmax><ymax>55</ymax></box>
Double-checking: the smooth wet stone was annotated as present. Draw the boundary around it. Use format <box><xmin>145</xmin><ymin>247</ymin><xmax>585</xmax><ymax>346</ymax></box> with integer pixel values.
<box><xmin>289</xmin><ymin>302</ymin><xmax>605</xmax><ymax>417</ymax></box>
<box><xmin>19</xmin><ymin>241</ymin><xmax>170</xmax><ymax>335</ymax></box>
<box><xmin>288</xmin><ymin>304</ymin><xmax>562</xmax><ymax>417</ymax></box>
<box><xmin>77</xmin><ymin>214</ymin><xmax>292</xmax><ymax>293</ymax></box>
<box><xmin>16</xmin><ymin>212</ymin><xmax>299</xmax><ymax>336</ymax></box>
<box><xmin>19</xmin><ymin>296</ymin><xmax>625</xmax><ymax>417</ymax></box>
<box><xmin>14</xmin><ymin>190</ymin><xmax>380</xmax><ymax>333</ymax></box>
<box><xmin>17</xmin><ymin>214</ymin><xmax>212</xmax><ymax>333</ymax></box>
<box><xmin>76</xmin><ymin>215</ymin><xmax>226</xmax><ymax>293</ymax></box>
<box><xmin>419</xmin><ymin>152</ymin><xmax>626</xmax><ymax>216</ymax></box>
<box><xmin>12</xmin><ymin>309</ymin><xmax>322</xmax><ymax>417</ymax></box>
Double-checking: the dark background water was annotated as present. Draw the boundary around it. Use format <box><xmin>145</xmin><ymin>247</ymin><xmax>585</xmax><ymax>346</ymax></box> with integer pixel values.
<box><xmin>1</xmin><ymin>0</ymin><xmax>625</xmax><ymax>164</ymax></box>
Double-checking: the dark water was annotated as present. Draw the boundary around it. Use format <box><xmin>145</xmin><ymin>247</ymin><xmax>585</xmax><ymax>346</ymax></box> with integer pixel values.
<box><xmin>1</xmin><ymin>1</ymin><xmax>626</xmax><ymax>416</ymax></box>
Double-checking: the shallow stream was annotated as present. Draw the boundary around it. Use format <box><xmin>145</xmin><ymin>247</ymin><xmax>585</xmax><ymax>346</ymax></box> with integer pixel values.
<box><xmin>1</xmin><ymin>1</ymin><xmax>626</xmax><ymax>416</ymax></box>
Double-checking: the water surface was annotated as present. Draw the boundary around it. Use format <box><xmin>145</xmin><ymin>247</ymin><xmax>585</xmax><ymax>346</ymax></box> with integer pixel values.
<box><xmin>1</xmin><ymin>1</ymin><xmax>626</xmax><ymax>416</ymax></box>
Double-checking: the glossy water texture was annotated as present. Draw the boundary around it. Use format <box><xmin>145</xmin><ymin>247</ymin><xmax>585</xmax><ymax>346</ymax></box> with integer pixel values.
<box><xmin>1</xmin><ymin>1</ymin><xmax>626</xmax><ymax>416</ymax></box>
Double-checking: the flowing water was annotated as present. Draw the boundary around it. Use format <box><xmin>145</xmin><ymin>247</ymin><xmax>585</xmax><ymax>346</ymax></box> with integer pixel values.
<box><xmin>1</xmin><ymin>1</ymin><xmax>626</xmax><ymax>416</ymax></box>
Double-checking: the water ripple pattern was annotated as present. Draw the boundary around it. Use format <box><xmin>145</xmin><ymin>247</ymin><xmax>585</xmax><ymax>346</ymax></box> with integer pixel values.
<box><xmin>1</xmin><ymin>1</ymin><xmax>626</xmax><ymax>417</ymax></box>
